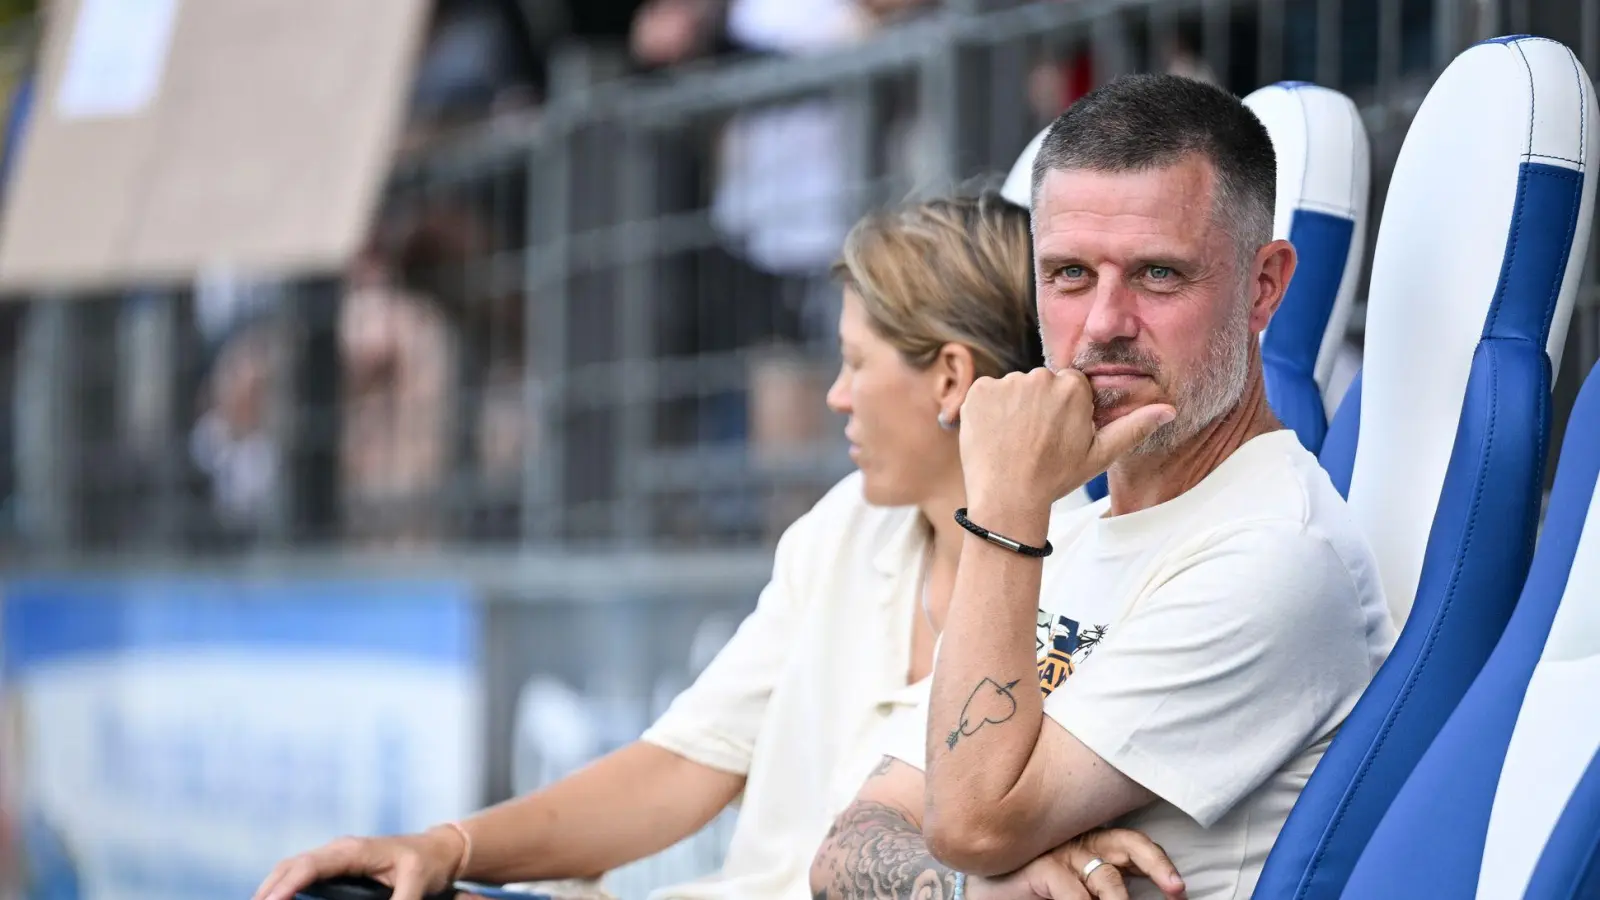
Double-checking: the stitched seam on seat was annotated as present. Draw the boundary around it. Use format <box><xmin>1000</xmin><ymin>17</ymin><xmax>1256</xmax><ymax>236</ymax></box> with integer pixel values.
<box><xmin>1510</xmin><ymin>38</ymin><xmax>1586</xmax><ymax>167</ymax></box>
<box><xmin>1485</xmin><ymin>170</ymin><xmax>1529</xmax><ymax>337</ymax></box>
<box><xmin>1539</xmin><ymin>166</ymin><xmax>1585</xmax><ymax>345</ymax></box>
<box><xmin>1568</xmin><ymin>44</ymin><xmax>1586</xmax><ymax>166</ymax></box>
<box><xmin>1517</xmin><ymin>39</ymin><xmax>1537</xmax><ymax>159</ymax></box>
<box><xmin>1297</xmin><ymin>199</ymin><xmax>1358</xmax><ymax>217</ymax></box>
<box><xmin>1294</xmin><ymin>350</ymin><xmax>1501</xmax><ymax>900</ymax></box>
<box><xmin>1526</xmin><ymin>152</ymin><xmax>1586</xmax><ymax>165</ymax></box>
<box><xmin>1298</xmin><ymin>88</ymin><xmax>1316</xmax><ymax>219</ymax></box>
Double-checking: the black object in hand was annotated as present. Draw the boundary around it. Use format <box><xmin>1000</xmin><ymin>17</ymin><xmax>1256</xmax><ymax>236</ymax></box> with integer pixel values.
<box><xmin>295</xmin><ymin>876</ymin><xmax>459</xmax><ymax>900</ymax></box>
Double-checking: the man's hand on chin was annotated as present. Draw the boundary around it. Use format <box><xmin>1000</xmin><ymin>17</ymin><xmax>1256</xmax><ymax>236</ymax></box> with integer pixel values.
<box><xmin>956</xmin><ymin>367</ymin><xmax>1175</xmax><ymax>517</ymax></box>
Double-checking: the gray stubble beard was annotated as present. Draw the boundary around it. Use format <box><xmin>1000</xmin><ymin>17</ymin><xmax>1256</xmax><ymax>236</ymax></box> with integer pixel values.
<box><xmin>1041</xmin><ymin>290</ymin><xmax>1253</xmax><ymax>460</ymax></box>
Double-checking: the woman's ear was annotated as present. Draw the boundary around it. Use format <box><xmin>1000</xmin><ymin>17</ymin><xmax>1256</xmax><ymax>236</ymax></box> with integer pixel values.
<box><xmin>933</xmin><ymin>342</ymin><xmax>978</xmax><ymax>424</ymax></box>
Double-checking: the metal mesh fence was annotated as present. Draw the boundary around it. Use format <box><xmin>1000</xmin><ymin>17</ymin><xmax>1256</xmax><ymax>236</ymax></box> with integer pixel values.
<box><xmin>10</xmin><ymin>0</ymin><xmax>1598</xmax><ymax>560</ymax></box>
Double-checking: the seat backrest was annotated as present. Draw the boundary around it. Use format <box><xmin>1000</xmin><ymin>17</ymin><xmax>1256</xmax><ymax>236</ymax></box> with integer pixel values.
<box><xmin>1526</xmin><ymin>720</ymin><xmax>1600</xmax><ymax>898</ymax></box>
<box><xmin>1257</xmin><ymin>35</ymin><xmax>1598</xmax><ymax>900</ymax></box>
<box><xmin>1004</xmin><ymin>83</ymin><xmax>1370</xmax><ymax>505</ymax></box>
<box><xmin>1342</xmin><ymin>351</ymin><xmax>1600</xmax><ymax>900</ymax></box>
<box><xmin>1245</xmin><ymin>81</ymin><xmax>1371</xmax><ymax>454</ymax></box>
<box><xmin>1519</xmin><ymin>386</ymin><xmax>1600</xmax><ymax>900</ymax></box>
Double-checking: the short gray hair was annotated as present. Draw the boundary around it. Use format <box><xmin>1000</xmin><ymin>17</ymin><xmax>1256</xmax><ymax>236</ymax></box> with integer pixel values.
<box><xmin>1031</xmin><ymin>74</ymin><xmax>1276</xmax><ymax>270</ymax></box>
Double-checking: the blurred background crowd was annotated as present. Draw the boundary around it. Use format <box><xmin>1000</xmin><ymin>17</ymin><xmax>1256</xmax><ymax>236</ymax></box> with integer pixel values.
<box><xmin>0</xmin><ymin>1</ymin><xmax>1597</xmax><ymax>898</ymax></box>
<box><xmin>0</xmin><ymin>0</ymin><xmax>1473</xmax><ymax>556</ymax></box>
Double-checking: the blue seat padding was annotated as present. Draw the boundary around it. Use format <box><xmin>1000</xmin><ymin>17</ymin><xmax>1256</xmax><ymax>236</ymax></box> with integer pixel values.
<box><xmin>1257</xmin><ymin>36</ymin><xmax>1598</xmax><ymax>900</ymax></box>
<box><xmin>1263</xmin><ymin>209</ymin><xmax>1356</xmax><ymax>452</ymax></box>
<box><xmin>1344</xmin><ymin>358</ymin><xmax>1600</xmax><ymax>899</ymax></box>
<box><xmin>1320</xmin><ymin>371</ymin><xmax>1361</xmax><ymax>499</ymax></box>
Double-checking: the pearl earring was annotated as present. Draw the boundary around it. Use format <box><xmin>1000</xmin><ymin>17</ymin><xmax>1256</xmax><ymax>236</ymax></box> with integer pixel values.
<box><xmin>938</xmin><ymin>411</ymin><xmax>958</xmax><ymax>431</ymax></box>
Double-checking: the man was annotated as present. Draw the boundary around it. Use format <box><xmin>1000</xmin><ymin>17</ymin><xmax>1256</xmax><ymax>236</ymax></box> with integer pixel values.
<box><xmin>809</xmin><ymin>74</ymin><xmax>1395</xmax><ymax>900</ymax></box>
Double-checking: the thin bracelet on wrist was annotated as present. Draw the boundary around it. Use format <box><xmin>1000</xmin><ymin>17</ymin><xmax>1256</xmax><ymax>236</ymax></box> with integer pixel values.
<box><xmin>954</xmin><ymin>508</ymin><xmax>1053</xmax><ymax>558</ymax></box>
<box><xmin>442</xmin><ymin>821</ymin><xmax>474</xmax><ymax>881</ymax></box>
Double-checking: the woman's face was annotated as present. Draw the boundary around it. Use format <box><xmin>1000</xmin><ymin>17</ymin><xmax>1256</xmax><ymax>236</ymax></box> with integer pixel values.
<box><xmin>826</xmin><ymin>288</ymin><xmax>961</xmax><ymax>507</ymax></box>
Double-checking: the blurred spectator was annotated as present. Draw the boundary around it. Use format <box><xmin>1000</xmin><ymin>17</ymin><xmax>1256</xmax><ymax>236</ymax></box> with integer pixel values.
<box><xmin>185</xmin><ymin>196</ymin><xmax>528</xmax><ymax>548</ymax></box>
<box><xmin>189</xmin><ymin>316</ymin><xmax>281</xmax><ymax>536</ymax></box>
<box><xmin>630</xmin><ymin>0</ymin><xmax>936</xmax><ymax>538</ymax></box>
<box><xmin>337</xmin><ymin>212</ymin><xmax>467</xmax><ymax>546</ymax></box>
<box><xmin>630</xmin><ymin>0</ymin><xmax>731</xmax><ymax>68</ymax></box>
<box><xmin>405</xmin><ymin>0</ymin><xmax>544</xmax><ymax>149</ymax></box>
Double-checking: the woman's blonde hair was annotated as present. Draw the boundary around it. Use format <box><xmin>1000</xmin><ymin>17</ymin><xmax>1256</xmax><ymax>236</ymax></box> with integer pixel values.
<box><xmin>833</xmin><ymin>190</ymin><xmax>1043</xmax><ymax>379</ymax></box>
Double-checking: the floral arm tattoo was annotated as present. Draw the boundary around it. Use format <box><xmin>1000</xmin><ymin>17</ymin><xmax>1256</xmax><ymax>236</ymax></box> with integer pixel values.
<box><xmin>811</xmin><ymin>788</ymin><xmax>959</xmax><ymax>900</ymax></box>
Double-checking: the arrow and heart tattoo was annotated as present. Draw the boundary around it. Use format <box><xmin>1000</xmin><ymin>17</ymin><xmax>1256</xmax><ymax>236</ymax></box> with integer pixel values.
<box><xmin>946</xmin><ymin>676</ymin><xmax>1022</xmax><ymax>750</ymax></box>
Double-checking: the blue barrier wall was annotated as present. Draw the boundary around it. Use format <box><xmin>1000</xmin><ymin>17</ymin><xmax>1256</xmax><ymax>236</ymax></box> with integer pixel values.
<box><xmin>0</xmin><ymin>577</ymin><xmax>483</xmax><ymax>900</ymax></box>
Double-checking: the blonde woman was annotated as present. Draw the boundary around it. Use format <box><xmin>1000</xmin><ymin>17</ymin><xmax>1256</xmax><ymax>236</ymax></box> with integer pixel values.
<box><xmin>255</xmin><ymin>191</ymin><xmax>1177</xmax><ymax>900</ymax></box>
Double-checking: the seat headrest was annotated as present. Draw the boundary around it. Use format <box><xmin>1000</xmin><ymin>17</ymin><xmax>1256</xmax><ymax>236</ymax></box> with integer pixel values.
<box><xmin>1001</xmin><ymin>125</ymin><xmax>1050</xmax><ymax>209</ymax></box>
<box><xmin>1349</xmin><ymin>34</ymin><xmax>1598</xmax><ymax>622</ymax></box>
<box><xmin>1244</xmin><ymin>81</ymin><xmax>1371</xmax><ymax>451</ymax></box>
<box><xmin>1244</xmin><ymin>82</ymin><xmax>1372</xmax><ymax>239</ymax></box>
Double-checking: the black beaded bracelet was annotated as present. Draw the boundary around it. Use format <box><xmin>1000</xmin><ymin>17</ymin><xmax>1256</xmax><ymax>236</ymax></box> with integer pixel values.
<box><xmin>954</xmin><ymin>508</ymin><xmax>1053</xmax><ymax>558</ymax></box>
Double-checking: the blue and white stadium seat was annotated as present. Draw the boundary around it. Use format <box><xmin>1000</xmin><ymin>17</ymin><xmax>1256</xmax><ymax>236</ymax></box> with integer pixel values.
<box><xmin>1342</xmin><ymin>346</ymin><xmax>1600</xmax><ymax>900</ymax></box>
<box><xmin>1256</xmin><ymin>35</ymin><xmax>1599</xmax><ymax>899</ymax></box>
<box><xmin>1001</xmin><ymin>81</ymin><xmax>1370</xmax><ymax>504</ymax></box>
<box><xmin>1244</xmin><ymin>81</ymin><xmax>1370</xmax><ymax>456</ymax></box>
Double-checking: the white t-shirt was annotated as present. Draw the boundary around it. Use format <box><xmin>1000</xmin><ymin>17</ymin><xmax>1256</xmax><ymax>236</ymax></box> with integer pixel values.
<box><xmin>883</xmin><ymin>430</ymin><xmax>1397</xmax><ymax>900</ymax></box>
<box><xmin>639</xmin><ymin>473</ymin><xmax>1092</xmax><ymax>900</ymax></box>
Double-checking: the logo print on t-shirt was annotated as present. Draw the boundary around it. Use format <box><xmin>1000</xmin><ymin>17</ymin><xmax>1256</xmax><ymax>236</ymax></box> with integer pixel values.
<box><xmin>1037</xmin><ymin>614</ymin><xmax>1109</xmax><ymax>698</ymax></box>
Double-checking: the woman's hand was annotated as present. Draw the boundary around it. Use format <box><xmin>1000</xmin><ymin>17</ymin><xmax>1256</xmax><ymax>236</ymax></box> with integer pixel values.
<box><xmin>253</xmin><ymin>742</ymin><xmax>743</xmax><ymax>897</ymax></box>
<box><xmin>252</xmin><ymin>826</ymin><xmax>465</xmax><ymax>900</ymax></box>
<box><xmin>966</xmin><ymin>827</ymin><xmax>1187</xmax><ymax>900</ymax></box>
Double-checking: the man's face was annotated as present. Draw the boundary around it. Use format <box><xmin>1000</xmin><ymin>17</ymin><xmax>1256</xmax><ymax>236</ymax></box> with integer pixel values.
<box><xmin>1033</xmin><ymin>154</ymin><xmax>1257</xmax><ymax>454</ymax></box>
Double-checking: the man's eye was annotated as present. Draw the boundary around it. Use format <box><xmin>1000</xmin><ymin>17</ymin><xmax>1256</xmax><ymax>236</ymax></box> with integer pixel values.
<box><xmin>1147</xmin><ymin>266</ymin><xmax>1174</xmax><ymax>280</ymax></box>
<box><xmin>1059</xmin><ymin>265</ymin><xmax>1086</xmax><ymax>279</ymax></box>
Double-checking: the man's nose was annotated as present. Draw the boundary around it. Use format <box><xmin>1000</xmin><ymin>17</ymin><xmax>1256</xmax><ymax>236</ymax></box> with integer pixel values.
<box><xmin>1082</xmin><ymin>279</ymin><xmax>1140</xmax><ymax>344</ymax></box>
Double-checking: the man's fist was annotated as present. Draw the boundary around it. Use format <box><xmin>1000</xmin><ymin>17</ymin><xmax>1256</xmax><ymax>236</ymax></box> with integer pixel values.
<box><xmin>958</xmin><ymin>368</ymin><xmax>1175</xmax><ymax>512</ymax></box>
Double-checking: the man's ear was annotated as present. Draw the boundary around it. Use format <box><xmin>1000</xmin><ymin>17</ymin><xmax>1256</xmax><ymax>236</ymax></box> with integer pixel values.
<box><xmin>933</xmin><ymin>342</ymin><xmax>979</xmax><ymax>423</ymax></box>
<box><xmin>1249</xmin><ymin>239</ymin><xmax>1298</xmax><ymax>334</ymax></box>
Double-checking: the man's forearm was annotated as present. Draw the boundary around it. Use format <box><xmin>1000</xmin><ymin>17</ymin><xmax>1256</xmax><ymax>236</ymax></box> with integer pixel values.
<box><xmin>810</xmin><ymin>800</ymin><xmax>960</xmax><ymax>900</ymax></box>
<box><xmin>926</xmin><ymin>502</ymin><xmax>1050</xmax><ymax>821</ymax></box>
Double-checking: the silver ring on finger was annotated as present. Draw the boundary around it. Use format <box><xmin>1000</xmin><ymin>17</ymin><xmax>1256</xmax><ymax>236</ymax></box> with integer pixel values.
<box><xmin>1081</xmin><ymin>857</ymin><xmax>1108</xmax><ymax>881</ymax></box>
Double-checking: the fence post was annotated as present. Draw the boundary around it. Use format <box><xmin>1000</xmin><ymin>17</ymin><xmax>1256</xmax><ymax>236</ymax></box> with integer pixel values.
<box><xmin>523</xmin><ymin>43</ymin><xmax>632</xmax><ymax>544</ymax></box>
<box><xmin>612</xmin><ymin>125</ymin><xmax>658</xmax><ymax>545</ymax></box>
<box><xmin>119</xmin><ymin>290</ymin><xmax>186</xmax><ymax>550</ymax></box>
<box><xmin>1316</xmin><ymin>0</ymin><xmax>1344</xmax><ymax>87</ymax></box>
<box><xmin>13</xmin><ymin>298</ymin><xmax>78</xmax><ymax>552</ymax></box>
<box><xmin>268</xmin><ymin>276</ymin><xmax>342</xmax><ymax>546</ymax></box>
<box><xmin>919</xmin><ymin>31</ymin><xmax>989</xmax><ymax>187</ymax></box>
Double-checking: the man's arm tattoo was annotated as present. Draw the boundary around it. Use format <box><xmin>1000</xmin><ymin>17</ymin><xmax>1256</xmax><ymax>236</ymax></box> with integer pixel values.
<box><xmin>946</xmin><ymin>677</ymin><xmax>1020</xmax><ymax>750</ymax></box>
<box><xmin>813</xmin><ymin>801</ymin><xmax>958</xmax><ymax>900</ymax></box>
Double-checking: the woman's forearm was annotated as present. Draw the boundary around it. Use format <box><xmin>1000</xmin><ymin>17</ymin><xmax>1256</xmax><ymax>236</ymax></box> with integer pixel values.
<box><xmin>460</xmin><ymin>740</ymin><xmax>745</xmax><ymax>883</ymax></box>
